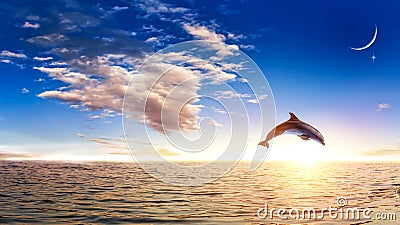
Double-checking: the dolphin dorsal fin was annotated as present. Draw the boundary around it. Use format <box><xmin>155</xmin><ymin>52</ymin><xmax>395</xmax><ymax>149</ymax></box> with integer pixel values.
<box><xmin>289</xmin><ymin>112</ymin><xmax>300</xmax><ymax>121</ymax></box>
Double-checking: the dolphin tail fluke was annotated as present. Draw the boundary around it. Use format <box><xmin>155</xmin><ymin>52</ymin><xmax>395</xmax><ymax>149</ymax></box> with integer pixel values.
<box><xmin>258</xmin><ymin>140</ymin><xmax>269</xmax><ymax>148</ymax></box>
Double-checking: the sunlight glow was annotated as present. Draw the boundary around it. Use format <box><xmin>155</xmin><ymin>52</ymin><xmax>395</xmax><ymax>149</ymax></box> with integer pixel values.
<box><xmin>266</xmin><ymin>136</ymin><xmax>327</xmax><ymax>163</ymax></box>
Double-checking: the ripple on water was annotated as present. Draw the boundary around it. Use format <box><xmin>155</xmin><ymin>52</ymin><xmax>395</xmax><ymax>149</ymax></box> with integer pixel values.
<box><xmin>0</xmin><ymin>161</ymin><xmax>399</xmax><ymax>224</ymax></box>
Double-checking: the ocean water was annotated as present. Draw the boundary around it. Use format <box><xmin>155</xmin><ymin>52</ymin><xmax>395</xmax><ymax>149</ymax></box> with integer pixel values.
<box><xmin>0</xmin><ymin>161</ymin><xmax>399</xmax><ymax>224</ymax></box>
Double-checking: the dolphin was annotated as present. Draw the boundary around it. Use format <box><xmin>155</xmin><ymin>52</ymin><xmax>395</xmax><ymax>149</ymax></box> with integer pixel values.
<box><xmin>258</xmin><ymin>112</ymin><xmax>325</xmax><ymax>148</ymax></box>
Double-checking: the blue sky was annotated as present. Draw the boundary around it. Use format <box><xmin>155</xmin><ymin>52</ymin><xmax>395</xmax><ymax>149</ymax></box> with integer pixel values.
<box><xmin>0</xmin><ymin>0</ymin><xmax>400</xmax><ymax>161</ymax></box>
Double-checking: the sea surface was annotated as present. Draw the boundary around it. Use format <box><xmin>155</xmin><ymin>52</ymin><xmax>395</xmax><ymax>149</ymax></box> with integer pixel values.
<box><xmin>0</xmin><ymin>161</ymin><xmax>399</xmax><ymax>224</ymax></box>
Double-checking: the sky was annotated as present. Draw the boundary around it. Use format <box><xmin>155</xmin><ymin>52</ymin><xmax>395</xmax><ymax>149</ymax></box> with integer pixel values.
<box><xmin>0</xmin><ymin>0</ymin><xmax>400</xmax><ymax>162</ymax></box>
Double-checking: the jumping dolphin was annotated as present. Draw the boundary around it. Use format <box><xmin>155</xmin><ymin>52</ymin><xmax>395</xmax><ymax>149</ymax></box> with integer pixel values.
<box><xmin>258</xmin><ymin>112</ymin><xmax>325</xmax><ymax>148</ymax></box>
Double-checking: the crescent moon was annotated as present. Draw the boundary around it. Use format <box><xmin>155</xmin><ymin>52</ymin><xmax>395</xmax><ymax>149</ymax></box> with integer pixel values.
<box><xmin>350</xmin><ymin>25</ymin><xmax>378</xmax><ymax>51</ymax></box>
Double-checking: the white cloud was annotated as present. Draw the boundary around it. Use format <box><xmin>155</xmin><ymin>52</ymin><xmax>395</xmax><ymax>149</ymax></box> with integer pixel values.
<box><xmin>23</xmin><ymin>2</ymin><xmax>249</xmax><ymax>135</ymax></box>
<box><xmin>1</xmin><ymin>59</ymin><xmax>11</xmax><ymax>63</ymax></box>
<box><xmin>211</xmin><ymin>106</ymin><xmax>228</xmax><ymax>114</ymax></box>
<box><xmin>145</xmin><ymin>37</ymin><xmax>158</xmax><ymax>43</ymax></box>
<box><xmin>247</xmin><ymin>99</ymin><xmax>258</xmax><ymax>104</ymax></box>
<box><xmin>247</xmin><ymin>94</ymin><xmax>268</xmax><ymax>104</ymax></box>
<box><xmin>142</xmin><ymin>24</ymin><xmax>164</xmax><ymax>33</ymax></box>
<box><xmin>69</xmin><ymin>104</ymin><xmax>79</xmax><ymax>109</ymax></box>
<box><xmin>112</xmin><ymin>6</ymin><xmax>129</xmax><ymax>11</ymax></box>
<box><xmin>21</xmin><ymin>88</ymin><xmax>29</xmax><ymax>94</ymax></box>
<box><xmin>76</xmin><ymin>133</ymin><xmax>85</xmax><ymax>137</ymax></box>
<box><xmin>0</xmin><ymin>50</ymin><xmax>27</xmax><ymax>58</ymax></box>
<box><xmin>258</xmin><ymin>94</ymin><xmax>268</xmax><ymax>100</ymax></box>
<box><xmin>227</xmin><ymin>32</ymin><xmax>245</xmax><ymax>41</ymax></box>
<box><xmin>89</xmin><ymin>137</ymin><xmax>127</xmax><ymax>150</ymax></box>
<box><xmin>35</xmin><ymin>57</ymin><xmax>131</xmax><ymax>116</ymax></box>
<box><xmin>183</xmin><ymin>23</ymin><xmax>226</xmax><ymax>42</ymax></box>
<box><xmin>214</xmin><ymin>90</ymin><xmax>251</xmax><ymax>100</ymax></box>
<box><xmin>136</xmin><ymin>0</ymin><xmax>189</xmax><ymax>18</ymax></box>
<box><xmin>124</xmin><ymin>61</ymin><xmax>202</xmax><ymax>132</ymax></box>
<box><xmin>50</xmin><ymin>62</ymin><xmax>68</xmax><ymax>66</ymax></box>
<box><xmin>208</xmin><ymin>120</ymin><xmax>223</xmax><ymax>127</ymax></box>
<box><xmin>33</xmin><ymin>56</ymin><xmax>53</xmax><ymax>61</ymax></box>
<box><xmin>22</xmin><ymin>21</ymin><xmax>40</xmax><ymax>29</ymax></box>
<box><xmin>240</xmin><ymin>44</ymin><xmax>256</xmax><ymax>51</ymax></box>
<box><xmin>376</xmin><ymin>103</ymin><xmax>391</xmax><ymax>112</ymax></box>
<box><xmin>238</xmin><ymin>77</ymin><xmax>248</xmax><ymax>83</ymax></box>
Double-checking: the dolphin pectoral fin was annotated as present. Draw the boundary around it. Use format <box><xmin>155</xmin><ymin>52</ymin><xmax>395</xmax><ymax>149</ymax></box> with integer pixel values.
<box><xmin>258</xmin><ymin>140</ymin><xmax>269</xmax><ymax>148</ymax></box>
<box><xmin>298</xmin><ymin>134</ymin><xmax>310</xmax><ymax>141</ymax></box>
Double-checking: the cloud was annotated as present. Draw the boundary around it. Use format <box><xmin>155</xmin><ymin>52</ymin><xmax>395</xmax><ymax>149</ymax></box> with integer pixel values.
<box><xmin>207</xmin><ymin>120</ymin><xmax>223</xmax><ymax>127</ymax></box>
<box><xmin>227</xmin><ymin>32</ymin><xmax>245</xmax><ymax>41</ymax></box>
<box><xmin>34</xmin><ymin>67</ymin><xmax>68</xmax><ymax>74</ymax></box>
<box><xmin>136</xmin><ymin>0</ymin><xmax>189</xmax><ymax>18</ymax></box>
<box><xmin>6</xmin><ymin>0</ymin><xmax>247</xmax><ymax>135</ymax></box>
<box><xmin>27</xmin><ymin>34</ymin><xmax>68</xmax><ymax>46</ymax></box>
<box><xmin>125</xmin><ymin>44</ymin><xmax>248</xmax><ymax>133</ymax></box>
<box><xmin>214</xmin><ymin>90</ymin><xmax>251</xmax><ymax>100</ymax></box>
<box><xmin>0</xmin><ymin>50</ymin><xmax>27</xmax><ymax>58</ymax></box>
<box><xmin>157</xmin><ymin>147</ymin><xmax>180</xmax><ymax>156</ymax></box>
<box><xmin>124</xmin><ymin>61</ymin><xmax>202</xmax><ymax>132</ymax></box>
<box><xmin>188</xmin><ymin>59</ymin><xmax>237</xmax><ymax>84</ymax></box>
<box><xmin>36</xmin><ymin>57</ymin><xmax>132</xmax><ymax>112</ymax></box>
<box><xmin>257</xmin><ymin>94</ymin><xmax>268</xmax><ymax>100</ymax></box>
<box><xmin>1</xmin><ymin>59</ymin><xmax>11</xmax><ymax>64</ymax></box>
<box><xmin>376</xmin><ymin>103</ymin><xmax>391</xmax><ymax>112</ymax></box>
<box><xmin>248</xmin><ymin>94</ymin><xmax>268</xmax><ymax>103</ymax></box>
<box><xmin>141</xmin><ymin>24</ymin><xmax>164</xmax><ymax>33</ymax></box>
<box><xmin>213</xmin><ymin>90</ymin><xmax>266</xmax><ymax>104</ymax></box>
<box><xmin>211</xmin><ymin>106</ymin><xmax>228</xmax><ymax>114</ymax></box>
<box><xmin>89</xmin><ymin>109</ymin><xmax>117</xmax><ymax>119</ymax></box>
<box><xmin>112</xmin><ymin>6</ymin><xmax>129</xmax><ymax>11</ymax></box>
<box><xmin>362</xmin><ymin>141</ymin><xmax>400</xmax><ymax>157</ymax></box>
<box><xmin>22</xmin><ymin>21</ymin><xmax>40</xmax><ymax>29</ymax></box>
<box><xmin>145</xmin><ymin>37</ymin><xmax>158</xmax><ymax>43</ymax></box>
<box><xmin>76</xmin><ymin>133</ymin><xmax>85</xmax><ymax>138</ymax></box>
<box><xmin>240</xmin><ymin>44</ymin><xmax>256</xmax><ymax>51</ymax></box>
<box><xmin>21</xmin><ymin>88</ymin><xmax>29</xmax><ymax>94</ymax></box>
<box><xmin>96</xmin><ymin>5</ymin><xmax>130</xmax><ymax>18</ymax></box>
<box><xmin>89</xmin><ymin>137</ymin><xmax>127</xmax><ymax>150</ymax></box>
<box><xmin>0</xmin><ymin>150</ymin><xmax>42</xmax><ymax>160</ymax></box>
<box><xmin>60</xmin><ymin>11</ymin><xmax>100</xmax><ymax>30</ymax></box>
<box><xmin>33</xmin><ymin>56</ymin><xmax>53</xmax><ymax>61</ymax></box>
<box><xmin>247</xmin><ymin>99</ymin><xmax>259</xmax><ymax>104</ymax></box>
<box><xmin>183</xmin><ymin>23</ymin><xmax>226</xmax><ymax>42</ymax></box>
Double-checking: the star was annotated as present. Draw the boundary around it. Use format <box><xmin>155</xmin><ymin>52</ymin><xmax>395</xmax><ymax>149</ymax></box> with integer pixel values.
<box><xmin>371</xmin><ymin>53</ymin><xmax>377</xmax><ymax>62</ymax></box>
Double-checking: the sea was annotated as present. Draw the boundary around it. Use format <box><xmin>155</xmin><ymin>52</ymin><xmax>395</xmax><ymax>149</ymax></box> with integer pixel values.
<box><xmin>0</xmin><ymin>161</ymin><xmax>399</xmax><ymax>224</ymax></box>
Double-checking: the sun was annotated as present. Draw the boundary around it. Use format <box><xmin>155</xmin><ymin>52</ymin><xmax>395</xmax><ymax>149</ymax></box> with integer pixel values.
<box><xmin>266</xmin><ymin>136</ymin><xmax>327</xmax><ymax>163</ymax></box>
